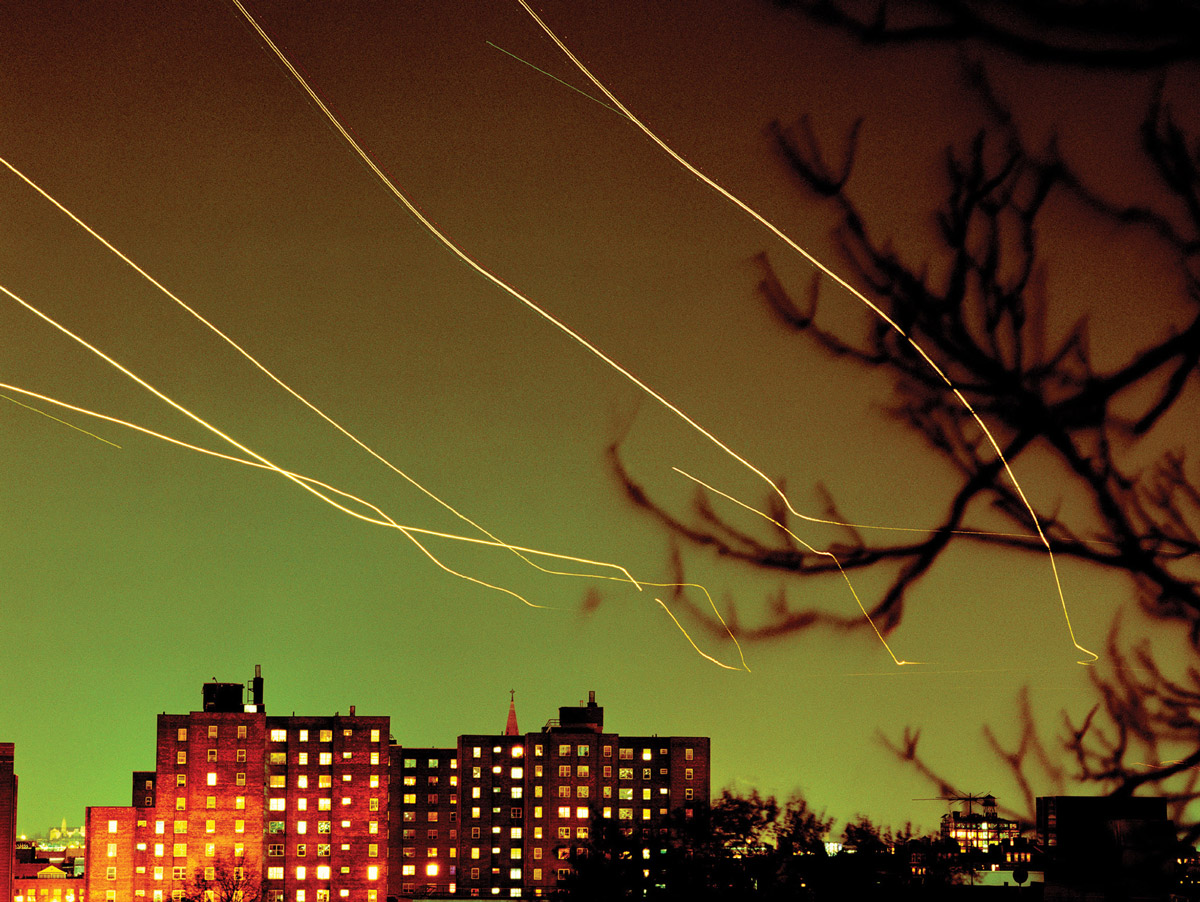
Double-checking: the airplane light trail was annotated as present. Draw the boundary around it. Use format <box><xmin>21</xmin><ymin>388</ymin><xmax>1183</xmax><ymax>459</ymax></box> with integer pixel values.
<box><xmin>2</xmin><ymin>393</ymin><xmax>122</xmax><ymax>448</ymax></box>
<box><xmin>0</xmin><ymin>379</ymin><xmax>749</xmax><ymax>671</ymax></box>
<box><xmin>225</xmin><ymin>0</ymin><xmax>913</xmax><ymax>665</ymax></box>
<box><xmin>0</xmin><ymin>282</ymin><xmax>554</xmax><ymax>611</ymax></box>
<box><xmin>0</xmin><ymin>154</ymin><xmax>585</xmax><ymax>594</ymax></box>
<box><xmin>1</xmin><ymin>148</ymin><xmax>748</xmax><ymax>666</ymax></box>
<box><xmin>673</xmin><ymin>468</ymin><xmax>918</xmax><ymax>667</ymax></box>
<box><xmin>514</xmin><ymin>0</ymin><xmax>1098</xmax><ymax>666</ymax></box>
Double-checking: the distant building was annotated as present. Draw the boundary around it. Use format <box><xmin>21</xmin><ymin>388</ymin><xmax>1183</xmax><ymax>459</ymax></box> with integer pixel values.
<box><xmin>1037</xmin><ymin>795</ymin><xmax>1176</xmax><ymax>901</ymax></box>
<box><xmin>2</xmin><ymin>743</ymin><xmax>17</xmax><ymax>902</ymax></box>
<box><xmin>14</xmin><ymin>842</ymin><xmax>84</xmax><ymax>902</ymax></box>
<box><xmin>939</xmin><ymin>795</ymin><xmax>1020</xmax><ymax>852</ymax></box>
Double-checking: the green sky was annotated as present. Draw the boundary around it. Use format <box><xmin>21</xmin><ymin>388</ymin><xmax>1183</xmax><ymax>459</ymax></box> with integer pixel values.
<box><xmin>2</xmin><ymin>0</ymin><xmax>1192</xmax><ymax>838</ymax></box>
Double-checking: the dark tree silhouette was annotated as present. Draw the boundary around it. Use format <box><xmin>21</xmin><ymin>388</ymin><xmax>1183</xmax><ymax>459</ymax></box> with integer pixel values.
<box><xmin>610</xmin><ymin>1</ymin><xmax>1200</xmax><ymax>831</ymax></box>
<box><xmin>179</xmin><ymin>858</ymin><xmax>261</xmax><ymax>902</ymax></box>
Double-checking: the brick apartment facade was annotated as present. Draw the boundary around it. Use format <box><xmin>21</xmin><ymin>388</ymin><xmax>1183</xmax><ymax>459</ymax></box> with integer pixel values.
<box><xmin>80</xmin><ymin>674</ymin><xmax>709</xmax><ymax>902</ymax></box>
<box><xmin>389</xmin><ymin>692</ymin><xmax>710</xmax><ymax>899</ymax></box>
<box><xmin>85</xmin><ymin>673</ymin><xmax>389</xmax><ymax>902</ymax></box>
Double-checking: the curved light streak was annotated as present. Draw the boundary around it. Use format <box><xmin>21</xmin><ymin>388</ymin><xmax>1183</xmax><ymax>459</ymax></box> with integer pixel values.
<box><xmin>3</xmin><ymin>380</ymin><xmax>749</xmax><ymax>670</ymax></box>
<box><xmin>0</xmin><ymin>283</ymin><xmax>548</xmax><ymax>609</ymax></box>
<box><xmin>514</xmin><ymin>0</ymin><xmax>1097</xmax><ymax>666</ymax></box>
<box><xmin>0</xmin><ymin>153</ymin><xmax>605</xmax><ymax>593</ymax></box>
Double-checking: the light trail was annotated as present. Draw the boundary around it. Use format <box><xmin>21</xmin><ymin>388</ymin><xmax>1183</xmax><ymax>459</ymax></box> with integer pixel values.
<box><xmin>513</xmin><ymin>0</ymin><xmax>1098</xmax><ymax>666</ymax></box>
<box><xmin>220</xmin><ymin>0</ymin><xmax>896</xmax><ymax>666</ymax></box>
<box><xmin>0</xmin><ymin>154</ymin><xmax>607</xmax><ymax>595</ymax></box>
<box><xmin>2</xmin><ymin>153</ymin><xmax>751</xmax><ymax>667</ymax></box>
<box><xmin>674</xmin><ymin>468</ymin><xmax>918</xmax><ymax>666</ymax></box>
<box><xmin>655</xmin><ymin>599</ymin><xmax>741</xmax><ymax>671</ymax></box>
<box><xmin>1</xmin><ymin>380</ymin><xmax>750</xmax><ymax>670</ymax></box>
<box><xmin>2</xmin><ymin>393</ymin><xmax>122</xmax><ymax>447</ymax></box>
<box><xmin>0</xmin><ymin>282</ymin><xmax>554</xmax><ymax>609</ymax></box>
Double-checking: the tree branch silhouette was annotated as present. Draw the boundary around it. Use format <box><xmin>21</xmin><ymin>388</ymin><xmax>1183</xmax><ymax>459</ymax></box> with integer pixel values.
<box><xmin>609</xmin><ymin>4</ymin><xmax>1200</xmax><ymax>828</ymax></box>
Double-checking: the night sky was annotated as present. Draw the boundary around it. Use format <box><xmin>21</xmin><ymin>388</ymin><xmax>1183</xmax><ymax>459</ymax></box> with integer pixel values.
<box><xmin>3</xmin><ymin>1</ymin><xmax>1194</xmax><ymax>837</ymax></box>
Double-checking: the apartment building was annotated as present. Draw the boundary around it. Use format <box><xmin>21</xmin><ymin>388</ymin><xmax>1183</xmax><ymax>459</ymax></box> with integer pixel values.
<box><xmin>85</xmin><ymin>671</ymin><xmax>389</xmax><ymax>902</ymax></box>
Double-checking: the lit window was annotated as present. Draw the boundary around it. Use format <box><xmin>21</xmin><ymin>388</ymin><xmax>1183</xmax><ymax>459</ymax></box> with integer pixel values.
<box><xmin>319</xmin><ymin>730</ymin><xmax>332</xmax><ymax>742</ymax></box>
<box><xmin>270</xmin><ymin>730</ymin><xmax>287</xmax><ymax>742</ymax></box>
<box><xmin>342</xmin><ymin>798</ymin><xmax>352</xmax><ymax>807</ymax></box>
<box><xmin>269</xmin><ymin>799</ymin><xmax>286</xmax><ymax>811</ymax></box>
<box><xmin>401</xmin><ymin>866</ymin><xmax>415</xmax><ymax>877</ymax></box>
<box><xmin>319</xmin><ymin>753</ymin><xmax>332</xmax><ymax>766</ymax></box>
<box><xmin>206</xmin><ymin>773</ymin><xmax>216</xmax><ymax>787</ymax></box>
<box><xmin>172</xmin><ymin>844</ymin><xmax>186</xmax><ymax>858</ymax></box>
<box><xmin>108</xmin><ymin>820</ymin><xmax>120</xmax><ymax>834</ymax></box>
<box><xmin>369</xmin><ymin>775</ymin><xmax>379</xmax><ymax>788</ymax></box>
<box><xmin>173</xmin><ymin>821</ymin><xmax>186</xmax><ymax>834</ymax></box>
<box><xmin>176</xmin><ymin>752</ymin><xmax>186</xmax><ymax>765</ymax></box>
<box><xmin>154</xmin><ymin>843</ymin><xmax>164</xmax><ymax>857</ymax></box>
<box><xmin>368</xmin><ymin>844</ymin><xmax>378</xmax><ymax>858</ymax></box>
<box><xmin>206</xmin><ymin>797</ymin><xmax>216</xmax><ymax>809</ymax></box>
<box><xmin>205</xmin><ymin>821</ymin><xmax>215</xmax><ymax>834</ymax></box>
<box><xmin>316</xmin><ymin>866</ymin><xmax>330</xmax><ymax>880</ymax></box>
<box><xmin>318</xmin><ymin>798</ymin><xmax>331</xmax><ymax>810</ymax></box>
<box><xmin>235</xmin><ymin>796</ymin><xmax>245</xmax><ymax>809</ymax></box>
<box><xmin>368</xmin><ymin>821</ymin><xmax>378</xmax><ymax>835</ymax></box>
<box><xmin>295</xmin><ymin>867</ymin><xmax>306</xmax><ymax>880</ymax></box>
<box><xmin>154</xmin><ymin>867</ymin><xmax>163</xmax><ymax>881</ymax></box>
<box><xmin>267</xmin><ymin>867</ymin><xmax>283</xmax><ymax>880</ymax></box>
<box><xmin>235</xmin><ymin>821</ymin><xmax>245</xmax><ymax>834</ymax></box>
<box><xmin>270</xmin><ymin>776</ymin><xmax>286</xmax><ymax>788</ymax></box>
<box><xmin>297</xmin><ymin>776</ymin><xmax>308</xmax><ymax>789</ymax></box>
<box><xmin>297</xmin><ymin>821</ymin><xmax>308</xmax><ymax>835</ymax></box>
<box><xmin>557</xmin><ymin>807</ymin><xmax>571</xmax><ymax>819</ymax></box>
<box><xmin>368</xmin><ymin>866</ymin><xmax>380</xmax><ymax>880</ymax></box>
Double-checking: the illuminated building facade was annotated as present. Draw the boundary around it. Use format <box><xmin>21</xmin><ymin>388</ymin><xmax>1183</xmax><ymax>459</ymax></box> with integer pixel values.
<box><xmin>84</xmin><ymin>671</ymin><xmax>389</xmax><ymax>902</ymax></box>
<box><xmin>2</xmin><ymin>743</ymin><xmax>16</xmax><ymax>902</ymax></box>
<box><xmin>388</xmin><ymin>692</ymin><xmax>710</xmax><ymax>899</ymax></box>
<box><xmin>939</xmin><ymin>796</ymin><xmax>1019</xmax><ymax>852</ymax></box>
<box><xmin>14</xmin><ymin>843</ymin><xmax>85</xmax><ymax>902</ymax></box>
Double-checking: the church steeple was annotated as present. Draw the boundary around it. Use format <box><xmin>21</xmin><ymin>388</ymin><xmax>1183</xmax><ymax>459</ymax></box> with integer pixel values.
<box><xmin>504</xmin><ymin>690</ymin><xmax>519</xmax><ymax>736</ymax></box>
